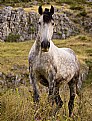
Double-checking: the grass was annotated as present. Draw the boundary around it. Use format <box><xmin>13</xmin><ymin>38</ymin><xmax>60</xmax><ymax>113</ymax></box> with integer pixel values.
<box><xmin>0</xmin><ymin>34</ymin><xmax>92</xmax><ymax>121</ymax></box>
<box><xmin>0</xmin><ymin>35</ymin><xmax>92</xmax><ymax>73</ymax></box>
<box><xmin>14</xmin><ymin>5</ymin><xmax>63</xmax><ymax>13</ymax></box>
<box><xmin>0</xmin><ymin>41</ymin><xmax>33</xmax><ymax>73</ymax></box>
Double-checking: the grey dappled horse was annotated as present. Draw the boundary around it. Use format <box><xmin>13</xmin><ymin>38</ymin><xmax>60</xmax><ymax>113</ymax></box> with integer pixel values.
<box><xmin>28</xmin><ymin>6</ymin><xmax>80</xmax><ymax>117</ymax></box>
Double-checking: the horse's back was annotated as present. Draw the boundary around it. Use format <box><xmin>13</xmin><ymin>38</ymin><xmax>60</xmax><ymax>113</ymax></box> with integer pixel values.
<box><xmin>61</xmin><ymin>48</ymin><xmax>76</xmax><ymax>56</ymax></box>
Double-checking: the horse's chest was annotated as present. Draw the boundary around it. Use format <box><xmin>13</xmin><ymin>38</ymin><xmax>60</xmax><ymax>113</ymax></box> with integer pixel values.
<box><xmin>33</xmin><ymin>54</ymin><xmax>53</xmax><ymax>73</ymax></box>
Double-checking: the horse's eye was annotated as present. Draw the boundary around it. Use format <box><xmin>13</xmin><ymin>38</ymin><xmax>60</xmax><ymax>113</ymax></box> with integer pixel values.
<box><xmin>52</xmin><ymin>22</ymin><xmax>54</xmax><ymax>26</ymax></box>
<box><xmin>38</xmin><ymin>22</ymin><xmax>41</xmax><ymax>25</ymax></box>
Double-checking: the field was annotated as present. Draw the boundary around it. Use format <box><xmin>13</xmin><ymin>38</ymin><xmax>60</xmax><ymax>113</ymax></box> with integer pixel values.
<box><xmin>0</xmin><ymin>34</ymin><xmax>92</xmax><ymax>121</ymax></box>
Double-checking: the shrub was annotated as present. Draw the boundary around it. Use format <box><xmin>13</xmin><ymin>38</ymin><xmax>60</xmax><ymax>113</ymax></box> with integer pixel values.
<box><xmin>80</xmin><ymin>10</ymin><xmax>87</xmax><ymax>16</ymax></box>
<box><xmin>78</xmin><ymin>35</ymin><xmax>87</xmax><ymax>40</ymax></box>
<box><xmin>56</xmin><ymin>0</ymin><xmax>86</xmax><ymax>5</ymax></box>
<box><xmin>56</xmin><ymin>0</ymin><xmax>74</xmax><ymax>4</ymax></box>
<box><xmin>78</xmin><ymin>10</ymin><xmax>87</xmax><ymax>16</ymax></box>
<box><xmin>70</xmin><ymin>5</ymin><xmax>84</xmax><ymax>10</ymax></box>
<box><xmin>6</xmin><ymin>33</ymin><xmax>20</xmax><ymax>42</ymax></box>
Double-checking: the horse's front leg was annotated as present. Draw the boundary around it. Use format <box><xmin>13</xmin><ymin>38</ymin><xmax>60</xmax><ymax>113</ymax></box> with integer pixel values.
<box><xmin>48</xmin><ymin>72</ymin><xmax>55</xmax><ymax>105</ymax></box>
<box><xmin>30</xmin><ymin>70</ymin><xmax>39</xmax><ymax>102</ymax></box>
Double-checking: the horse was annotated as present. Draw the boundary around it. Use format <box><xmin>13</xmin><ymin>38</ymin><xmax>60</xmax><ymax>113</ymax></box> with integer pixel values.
<box><xmin>28</xmin><ymin>6</ymin><xmax>80</xmax><ymax>117</ymax></box>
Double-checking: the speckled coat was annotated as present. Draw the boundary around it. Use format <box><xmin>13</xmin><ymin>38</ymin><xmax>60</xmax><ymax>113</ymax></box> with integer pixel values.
<box><xmin>29</xmin><ymin>34</ymin><xmax>80</xmax><ymax>86</ymax></box>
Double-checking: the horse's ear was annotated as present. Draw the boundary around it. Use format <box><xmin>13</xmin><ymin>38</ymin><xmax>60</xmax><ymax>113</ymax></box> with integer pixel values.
<box><xmin>38</xmin><ymin>6</ymin><xmax>43</xmax><ymax>15</ymax></box>
<box><xmin>50</xmin><ymin>5</ymin><xmax>54</xmax><ymax>15</ymax></box>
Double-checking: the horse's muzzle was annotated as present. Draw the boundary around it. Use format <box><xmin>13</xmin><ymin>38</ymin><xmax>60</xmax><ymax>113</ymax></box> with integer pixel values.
<box><xmin>41</xmin><ymin>40</ymin><xmax>50</xmax><ymax>52</ymax></box>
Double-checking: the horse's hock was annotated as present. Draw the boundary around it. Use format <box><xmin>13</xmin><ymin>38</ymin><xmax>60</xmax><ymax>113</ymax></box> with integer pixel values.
<box><xmin>0</xmin><ymin>6</ymin><xmax>80</xmax><ymax>41</ymax></box>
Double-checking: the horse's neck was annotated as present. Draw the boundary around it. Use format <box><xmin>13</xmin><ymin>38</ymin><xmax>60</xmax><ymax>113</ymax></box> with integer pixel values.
<box><xmin>50</xmin><ymin>40</ymin><xmax>55</xmax><ymax>47</ymax></box>
<box><xmin>34</xmin><ymin>34</ymin><xmax>57</xmax><ymax>56</ymax></box>
<box><xmin>35</xmin><ymin>34</ymin><xmax>41</xmax><ymax>54</ymax></box>
<box><xmin>49</xmin><ymin>40</ymin><xmax>58</xmax><ymax>52</ymax></box>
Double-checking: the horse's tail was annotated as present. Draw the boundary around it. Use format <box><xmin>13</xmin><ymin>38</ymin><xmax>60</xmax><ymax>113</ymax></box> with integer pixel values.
<box><xmin>77</xmin><ymin>65</ymin><xmax>89</xmax><ymax>91</ymax></box>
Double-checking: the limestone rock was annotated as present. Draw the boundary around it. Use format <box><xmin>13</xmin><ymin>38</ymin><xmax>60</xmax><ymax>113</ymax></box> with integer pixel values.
<box><xmin>0</xmin><ymin>6</ymin><xmax>91</xmax><ymax>41</ymax></box>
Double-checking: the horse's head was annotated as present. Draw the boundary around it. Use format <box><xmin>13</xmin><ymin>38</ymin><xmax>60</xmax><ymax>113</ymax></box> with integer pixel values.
<box><xmin>38</xmin><ymin>6</ymin><xmax>54</xmax><ymax>52</ymax></box>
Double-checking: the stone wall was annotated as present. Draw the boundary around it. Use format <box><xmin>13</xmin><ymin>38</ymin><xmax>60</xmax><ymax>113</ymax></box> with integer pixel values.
<box><xmin>0</xmin><ymin>6</ymin><xmax>80</xmax><ymax>41</ymax></box>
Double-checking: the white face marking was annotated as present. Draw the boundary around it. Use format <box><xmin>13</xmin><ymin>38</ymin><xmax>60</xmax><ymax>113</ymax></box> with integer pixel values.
<box><xmin>38</xmin><ymin>15</ymin><xmax>54</xmax><ymax>42</ymax></box>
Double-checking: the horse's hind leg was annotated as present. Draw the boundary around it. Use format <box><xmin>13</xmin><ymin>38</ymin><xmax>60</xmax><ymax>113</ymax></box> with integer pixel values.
<box><xmin>68</xmin><ymin>79</ymin><xmax>76</xmax><ymax>117</ymax></box>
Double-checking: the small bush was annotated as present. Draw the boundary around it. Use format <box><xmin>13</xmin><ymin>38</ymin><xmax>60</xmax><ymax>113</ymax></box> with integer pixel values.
<box><xmin>72</xmin><ymin>18</ymin><xmax>79</xmax><ymax>23</ymax></box>
<box><xmin>6</xmin><ymin>33</ymin><xmax>20</xmax><ymax>42</ymax></box>
<box><xmin>77</xmin><ymin>10</ymin><xmax>87</xmax><ymax>17</ymax></box>
<box><xmin>57</xmin><ymin>31</ymin><xmax>62</xmax><ymax>36</ymax></box>
<box><xmin>80</xmin><ymin>10</ymin><xmax>87</xmax><ymax>16</ymax></box>
<box><xmin>78</xmin><ymin>35</ymin><xmax>87</xmax><ymax>40</ymax></box>
<box><xmin>56</xmin><ymin>0</ymin><xmax>74</xmax><ymax>5</ymax></box>
<box><xmin>28</xmin><ymin>26</ymin><xmax>36</xmax><ymax>34</ymax></box>
<box><xmin>70</xmin><ymin>5</ymin><xmax>84</xmax><ymax>10</ymax></box>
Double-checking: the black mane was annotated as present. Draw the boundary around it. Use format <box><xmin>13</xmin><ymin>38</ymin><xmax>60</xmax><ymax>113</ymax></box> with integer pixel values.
<box><xmin>43</xmin><ymin>8</ymin><xmax>53</xmax><ymax>23</ymax></box>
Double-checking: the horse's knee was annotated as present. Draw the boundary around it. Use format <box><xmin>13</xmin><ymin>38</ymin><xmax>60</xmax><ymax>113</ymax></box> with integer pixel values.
<box><xmin>30</xmin><ymin>74</ymin><xmax>39</xmax><ymax>102</ymax></box>
<box><xmin>33</xmin><ymin>91</ymin><xmax>39</xmax><ymax>102</ymax></box>
<box><xmin>70</xmin><ymin>93</ymin><xmax>75</xmax><ymax>100</ymax></box>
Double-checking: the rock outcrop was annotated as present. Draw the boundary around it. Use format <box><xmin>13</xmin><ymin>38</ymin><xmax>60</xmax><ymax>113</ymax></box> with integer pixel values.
<box><xmin>0</xmin><ymin>6</ymin><xmax>80</xmax><ymax>41</ymax></box>
<box><xmin>0</xmin><ymin>6</ymin><xmax>92</xmax><ymax>42</ymax></box>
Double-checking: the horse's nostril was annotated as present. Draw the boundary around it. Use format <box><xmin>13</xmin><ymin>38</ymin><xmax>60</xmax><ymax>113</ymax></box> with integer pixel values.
<box><xmin>41</xmin><ymin>41</ymin><xmax>44</xmax><ymax>48</ymax></box>
<box><xmin>41</xmin><ymin>40</ymin><xmax>50</xmax><ymax>50</ymax></box>
<box><xmin>48</xmin><ymin>41</ymin><xmax>50</xmax><ymax>48</ymax></box>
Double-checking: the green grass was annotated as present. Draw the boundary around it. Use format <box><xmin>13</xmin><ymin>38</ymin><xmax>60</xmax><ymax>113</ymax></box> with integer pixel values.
<box><xmin>0</xmin><ymin>35</ymin><xmax>92</xmax><ymax>121</ymax></box>
<box><xmin>0</xmin><ymin>41</ymin><xmax>34</xmax><ymax>73</ymax></box>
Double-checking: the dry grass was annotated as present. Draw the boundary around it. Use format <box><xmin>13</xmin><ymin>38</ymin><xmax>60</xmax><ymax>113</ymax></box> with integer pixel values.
<box><xmin>0</xmin><ymin>41</ymin><xmax>33</xmax><ymax>73</ymax></box>
<box><xmin>13</xmin><ymin>5</ymin><xmax>52</xmax><ymax>13</ymax></box>
<box><xmin>13</xmin><ymin>4</ymin><xmax>70</xmax><ymax>13</ymax></box>
<box><xmin>0</xmin><ymin>34</ymin><xmax>92</xmax><ymax>121</ymax></box>
<box><xmin>1</xmin><ymin>84</ymin><xmax>92</xmax><ymax>121</ymax></box>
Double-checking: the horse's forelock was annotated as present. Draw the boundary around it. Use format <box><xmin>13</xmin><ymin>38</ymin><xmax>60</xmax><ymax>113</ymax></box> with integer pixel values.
<box><xmin>43</xmin><ymin>9</ymin><xmax>53</xmax><ymax>23</ymax></box>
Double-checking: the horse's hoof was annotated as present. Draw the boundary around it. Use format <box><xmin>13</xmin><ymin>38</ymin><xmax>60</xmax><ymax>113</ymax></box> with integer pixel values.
<box><xmin>48</xmin><ymin>95</ymin><xmax>54</xmax><ymax>105</ymax></box>
<box><xmin>69</xmin><ymin>112</ymin><xmax>74</xmax><ymax>118</ymax></box>
<box><xmin>33</xmin><ymin>94</ymin><xmax>39</xmax><ymax>103</ymax></box>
